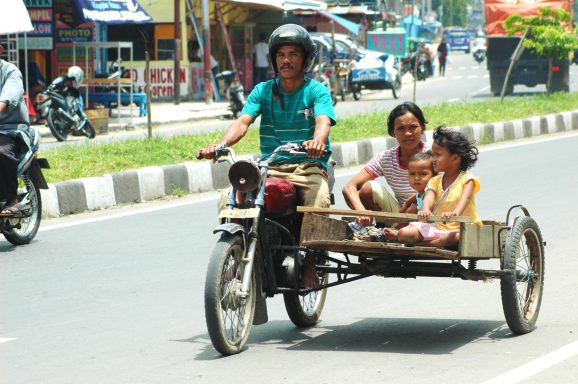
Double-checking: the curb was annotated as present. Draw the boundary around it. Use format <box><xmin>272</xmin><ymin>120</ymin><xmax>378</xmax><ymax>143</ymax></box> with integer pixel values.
<box><xmin>40</xmin><ymin>110</ymin><xmax>578</xmax><ymax>218</ymax></box>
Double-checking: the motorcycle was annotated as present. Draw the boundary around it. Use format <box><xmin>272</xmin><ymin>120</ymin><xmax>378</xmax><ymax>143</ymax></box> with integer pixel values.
<box><xmin>311</xmin><ymin>63</ymin><xmax>337</xmax><ymax>106</ymax></box>
<box><xmin>413</xmin><ymin>52</ymin><xmax>430</xmax><ymax>81</ymax></box>
<box><xmin>473</xmin><ymin>42</ymin><xmax>487</xmax><ymax>64</ymax></box>
<box><xmin>36</xmin><ymin>72</ymin><xmax>96</xmax><ymax>142</ymax></box>
<box><xmin>215</xmin><ymin>70</ymin><xmax>245</xmax><ymax>119</ymax></box>
<box><xmin>1</xmin><ymin>127</ymin><xmax>50</xmax><ymax>245</ymax></box>
<box><xmin>197</xmin><ymin>143</ymin><xmax>333</xmax><ymax>355</ymax></box>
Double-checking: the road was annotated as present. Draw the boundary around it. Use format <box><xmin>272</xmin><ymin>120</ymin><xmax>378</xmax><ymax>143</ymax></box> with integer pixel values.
<box><xmin>2</xmin><ymin>132</ymin><xmax>578</xmax><ymax>383</ymax></box>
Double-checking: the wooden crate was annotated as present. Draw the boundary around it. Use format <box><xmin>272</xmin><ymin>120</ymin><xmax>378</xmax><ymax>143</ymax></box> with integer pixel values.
<box><xmin>84</xmin><ymin>108</ymin><xmax>109</xmax><ymax>135</ymax></box>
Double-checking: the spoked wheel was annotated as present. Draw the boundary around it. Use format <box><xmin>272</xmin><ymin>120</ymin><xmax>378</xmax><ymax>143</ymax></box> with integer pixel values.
<box><xmin>47</xmin><ymin>109</ymin><xmax>69</xmax><ymax>141</ymax></box>
<box><xmin>204</xmin><ymin>233</ymin><xmax>256</xmax><ymax>355</ymax></box>
<box><xmin>500</xmin><ymin>216</ymin><xmax>545</xmax><ymax>334</ymax></box>
<box><xmin>81</xmin><ymin>120</ymin><xmax>96</xmax><ymax>139</ymax></box>
<box><xmin>2</xmin><ymin>174</ymin><xmax>42</xmax><ymax>245</ymax></box>
<box><xmin>283</xmin><ymin>251</ymin><xmax>329</xmax><ymax>328</ymax></box>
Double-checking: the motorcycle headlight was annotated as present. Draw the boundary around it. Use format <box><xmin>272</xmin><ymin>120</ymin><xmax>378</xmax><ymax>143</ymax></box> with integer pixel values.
<box><xmin>228</xmin><ymin>160</ymin><xmax>262</xmax><ymax>192</ymax></box>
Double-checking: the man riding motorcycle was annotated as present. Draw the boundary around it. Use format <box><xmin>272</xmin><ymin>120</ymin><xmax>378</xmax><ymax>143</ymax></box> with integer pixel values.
<box><xmin>0</xmin><ymin>43</ymin><xmax>30</xmax><ymax>217</ymax></box>
<box><xmin>198</xmin><ymin>24</ymin><xmax>336</xmax><ymax>209</ymax></box>
<box><xmin>197</xmin><ymin>24</ymin><xmax>337</xmax><ymax>287</ymax></box>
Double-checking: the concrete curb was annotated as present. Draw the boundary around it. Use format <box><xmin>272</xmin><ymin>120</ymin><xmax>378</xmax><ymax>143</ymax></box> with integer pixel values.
<box><xmin>40</xmin><ymin>110</ymin><xmax>578</xmax><ymax>218</ymax></box>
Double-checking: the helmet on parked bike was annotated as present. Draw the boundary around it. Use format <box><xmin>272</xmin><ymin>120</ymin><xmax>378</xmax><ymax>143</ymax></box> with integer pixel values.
<box><xmin>67</xmin><ymin>66</ymin><xmax>84</xmax><ymax>87</ymax></box>
<box><xmin>268</xmin><ymin>24</ymin><xmax>317</xmax><ymax>74</ymax></box>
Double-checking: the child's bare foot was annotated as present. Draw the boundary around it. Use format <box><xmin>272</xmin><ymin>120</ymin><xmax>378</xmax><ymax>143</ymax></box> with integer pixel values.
<box><xmin>383</xmin><ymin>227</ymin><xmax>399</xmax><ymax>241</ymax></box>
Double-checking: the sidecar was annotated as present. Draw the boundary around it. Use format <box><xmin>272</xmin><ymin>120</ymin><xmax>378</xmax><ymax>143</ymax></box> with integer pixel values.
<box><xmin>350</xmin><ymin>53</ymin><xmax>402</xmax><ymax>100</ymax></box>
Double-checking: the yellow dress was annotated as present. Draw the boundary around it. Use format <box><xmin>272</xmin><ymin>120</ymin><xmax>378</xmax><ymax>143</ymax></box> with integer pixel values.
<box><xmin>427</xmin><ymin>171</ymin><xmax>482</xmax><ymax>231</ymax></box>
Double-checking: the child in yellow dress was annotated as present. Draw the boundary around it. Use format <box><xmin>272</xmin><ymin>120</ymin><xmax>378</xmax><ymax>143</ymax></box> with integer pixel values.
<box><xmin>396</xmin><ymin>126</ymin><xmax>481</xmax><ymax>249</ymax></box>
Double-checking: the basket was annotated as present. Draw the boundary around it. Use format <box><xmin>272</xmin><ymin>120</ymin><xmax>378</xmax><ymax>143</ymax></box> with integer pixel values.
<box><xmin>84</xmin><ymin>108</ymin><xmax>109</xmax><ymax>135</ymax></box>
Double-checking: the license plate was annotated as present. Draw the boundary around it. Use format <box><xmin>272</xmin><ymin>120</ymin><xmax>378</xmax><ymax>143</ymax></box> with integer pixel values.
<box><xmin>218</xmin><ymin>208</ymin><xmax>260</xmax><ymax>219</ymax></box>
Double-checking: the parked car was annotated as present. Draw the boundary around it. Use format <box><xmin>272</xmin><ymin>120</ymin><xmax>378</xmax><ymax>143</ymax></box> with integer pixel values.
<box><xmin>311</xmin><ymin>32</ymin><xmax>382</xmax><ymax>61</ymax></box>
<box><xmin>310</xmin><ymin>34</ymin><xmax>350</xmax><ymax>63</ymax></box>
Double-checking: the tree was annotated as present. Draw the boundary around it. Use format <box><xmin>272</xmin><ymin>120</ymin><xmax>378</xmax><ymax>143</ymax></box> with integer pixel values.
<box><xmin>503</xmin><ymin>8</ymin><xmax>578</xmax><ymax>94</ymax></box>
<box><xmin>440</xmin><ymin>0</ymin><xmax>467</xmax><ymax>27</ymax></box>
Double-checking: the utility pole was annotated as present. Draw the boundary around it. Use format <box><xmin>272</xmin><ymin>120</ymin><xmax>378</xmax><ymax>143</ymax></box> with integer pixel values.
<box><xmin>173</xmin><ymin>0</ymin><xmax>181</xmax><ymax>104</ymax></box>
<box><xmin>201</xmin><ymin>0</ymin><xmax>213</xmax><ymax>104</ymax></box>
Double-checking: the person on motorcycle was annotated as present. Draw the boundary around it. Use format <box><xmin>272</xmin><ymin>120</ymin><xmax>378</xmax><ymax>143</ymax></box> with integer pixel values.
<box><xmin>198</xmin><ymin>24</ymin><xmax>337</xmax><ymax>209</ymax></box>
<box><xmin>0</xmin><ymin>43</ymin><xmax>30</xmax><ymax>217</ymax></box>
<box><xmin>417</xmin><ymin>42</ymin><xmax>434</xmax><ymax>78</ymax></box>
<box><xmin>48</xmin><ymin>65</ymin><xmax>84</xmax><ymax>95</ymax></box>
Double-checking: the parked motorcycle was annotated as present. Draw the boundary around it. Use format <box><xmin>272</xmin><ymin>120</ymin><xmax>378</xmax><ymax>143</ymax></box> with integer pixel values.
<box><xmin>1</xmin><ymin>127</ymin><xmax>50</xmax><ymax>245</ymax></box>
<box><xmin>215</xmin><ymin>70</ymin><xmax>245</xmax><ymax>119</ymax></box>
<box><xmin>311</xmin><ymin>63</ymin><xmax>337</xmax><ymax>106</ymax></box>
<box><xmin>197</xmin><ymin>143</ymin><xmax>333</xmax><ymax>355</ymax></box>
<box><xmin>35</xmin><ymin>66</ymin><xmax>96</xmax><ymax>141</ymax></box>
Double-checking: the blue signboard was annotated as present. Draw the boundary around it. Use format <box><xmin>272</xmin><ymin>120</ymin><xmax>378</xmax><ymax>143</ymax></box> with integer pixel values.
<box><xmin>74</xmin><ymin>0</ymin><xmax>153</xmax><ymax>24</ymax></box>
<box><xmin>367</xmin><ymin>29</ymin><xmax>407</xmax><ymax>58</ymax></box>
<box><xmin>56</xmin><ymin>28</ymin><xmax>93</xmax><ymax>43</ymax></box>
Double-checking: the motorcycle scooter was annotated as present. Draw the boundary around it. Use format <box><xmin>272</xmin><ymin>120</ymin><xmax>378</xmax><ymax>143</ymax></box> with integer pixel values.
<box><xmin>215</xmin><ymin>70</ymin><xmax>245</xmax><ymax>119</ymax></box>
<box><xmin>1</xmin><ymin>127</ymin><xmax>50</xmax><ymax>245</ymax></box>
<box><xmin>197</xmin><ymin>143</ymin><xmax>333</xmax><ymax>355</ymax></box>
<box><xmin>472</xmin><ymin>37</ymin><xmax>487</xmax><ymax>64</ymax></box>
<box><xmin>36</xmin><ymin>78</ymin><xmax>96</xmax><ymax>141</ymax></box>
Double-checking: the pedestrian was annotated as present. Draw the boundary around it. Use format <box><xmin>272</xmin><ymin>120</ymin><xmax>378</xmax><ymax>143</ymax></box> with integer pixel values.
<box><xmin>391</xmin><ymin>126</ymin><xmax>481</xmax><ymax>249</ymax></box>
<box><xmin>0</xmin><ymin>43</ymin><xmax>30</xmax><ymax>217</ymax></box>
<box><xmin>437</xmin><ymin>38</ymin><xmax>448</xmax><ymax>77</ymax></box>
<box><xmin>253</xmin><ymin>32</ymin><xmax>269</xmax><ymax>87</ymax></box>
<box><xmin>342</xmin><ymin>102</ymin><xmax>432</xmax><ymax>227</ymax></box>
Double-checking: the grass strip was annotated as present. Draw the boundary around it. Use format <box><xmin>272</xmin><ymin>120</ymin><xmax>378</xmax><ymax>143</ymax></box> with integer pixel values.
<box><xmin>42</xmin><ymin>92</ymin><xmax>578</xmax><ymax>183</ymax></box>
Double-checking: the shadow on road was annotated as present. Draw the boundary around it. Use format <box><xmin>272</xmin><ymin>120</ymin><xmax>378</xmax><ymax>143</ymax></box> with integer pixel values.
<box><xmin>181</xmin><ymin>317</ymin><xmax>514</xmax><ymax>360</ymax></box>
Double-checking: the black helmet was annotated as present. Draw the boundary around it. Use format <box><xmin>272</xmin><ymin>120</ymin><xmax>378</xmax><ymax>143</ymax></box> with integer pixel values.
<box><xmin>268</xmin><ymin>24</ymin><xmax>317</xmax><ymax>74</ymax></box>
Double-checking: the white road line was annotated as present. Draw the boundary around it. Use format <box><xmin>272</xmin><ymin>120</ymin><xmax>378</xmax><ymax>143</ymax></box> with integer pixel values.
<box><xmin>481</xmin><ymin>339</ymin><xmax>578</xmax><ymax>384</ymax></box>
<box><xmin>0</xmin><ymin>338</ymin><xmax>16</xmax><ymax>344</ymax></box>
<box><xmin>453</xmin><ymin>75</ymin><xmax>463</xmax><ymax>79</ymax></box>
<box><xmin>467</xmin><ymin>75</ymin><xmax>478</xmax><ymax>79</ymax></box>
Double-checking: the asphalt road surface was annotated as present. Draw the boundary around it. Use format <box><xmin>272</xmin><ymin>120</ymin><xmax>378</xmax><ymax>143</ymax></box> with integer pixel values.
<box><xmin>2</xmin><ymin>132</ymin><xmax>578</xmax><ymax>383</ymax></box>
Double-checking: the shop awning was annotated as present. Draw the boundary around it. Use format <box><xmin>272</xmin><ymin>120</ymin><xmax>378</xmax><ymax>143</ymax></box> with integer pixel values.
<box><xmin>0</xmin><ymin>0</ymin><xmax>33</xmax><ymax>35</ymax></box>
<box><xmin>73</xmin><ymin>0</ymin><xmax>153</xmax><ymax>24</ymax></box>
<box><xmin>316</xmin><ymin>10</ymin><xmax>362</xmax><ymax>36</ymax></box>
<box><xmin>218</xmin><ymin>0</ymin><xmax>326</xmax><ymax>11</ymax></box>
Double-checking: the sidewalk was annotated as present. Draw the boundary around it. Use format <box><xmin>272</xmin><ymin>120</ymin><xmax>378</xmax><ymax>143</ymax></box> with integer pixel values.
<box><xmin>35</xmin><ymin>100</ymin><xmax>232</xmax><ymax>143</ymax></box>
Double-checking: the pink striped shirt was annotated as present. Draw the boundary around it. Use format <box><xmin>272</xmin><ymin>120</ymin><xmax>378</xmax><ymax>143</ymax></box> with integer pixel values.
<box><xmin>364</xmin><ymin>141</ymin><xmax>431</xmax><ymax>205</ymax></box>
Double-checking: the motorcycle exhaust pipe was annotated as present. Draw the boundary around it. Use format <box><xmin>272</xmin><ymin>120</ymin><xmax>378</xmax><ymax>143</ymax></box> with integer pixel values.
<box><xmin>56</xmin><ymin>108</ymin><xmax>77</xmax><ymax>126</ymax></box>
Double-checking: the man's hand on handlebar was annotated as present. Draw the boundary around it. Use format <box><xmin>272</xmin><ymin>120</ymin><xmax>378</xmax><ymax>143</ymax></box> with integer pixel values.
<box><xmin>302</xmin><ymin>138</ymin><xmax>326</xmax><ymax>159</ymax></box>
<box><xmin>196</xmin><ymin>144</ymin><xmax>220</xmax><ymax>160</ymax></box>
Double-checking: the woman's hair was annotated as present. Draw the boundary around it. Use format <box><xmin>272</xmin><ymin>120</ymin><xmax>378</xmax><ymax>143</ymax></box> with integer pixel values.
<box><xmin>387</xmin><ymin>101</ymin><xmax>427</xmax><ymax>137</ymax></box>
<box><xmin>432</xmin><ymin>126</ymin><xmax>478</xmax><ymax>170</ymax></box>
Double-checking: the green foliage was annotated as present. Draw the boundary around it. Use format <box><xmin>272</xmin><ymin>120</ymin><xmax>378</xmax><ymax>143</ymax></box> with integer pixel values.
<box><xmin>503</xmin><ymin>8</ymin><xmax>578</xmax><ymax>60</ymax></box>
<box><xmin>440</xmin><ymin>0</ymin><xmax>467</xmax><ymax>27</ymax></box>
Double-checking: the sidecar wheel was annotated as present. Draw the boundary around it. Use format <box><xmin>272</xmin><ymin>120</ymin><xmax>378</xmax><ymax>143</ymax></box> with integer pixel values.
<box><xmin>205</xmin><ymin>233</ymin><xmax>256</xmax><ymax>355</ymax></box>
<box><xmin>500</xmin><ymin>216</ymin><xmax>544</xmax><ymax>334</ymax></box>
<box><xmin>2</xmin><ymin>174</ymin><xmax>42</xmax><ymax>245</ymax></box>
<box><xmin>283</xmin><ymin>251</ymin><xmax>328</xmax><ymax>328</ymax></box>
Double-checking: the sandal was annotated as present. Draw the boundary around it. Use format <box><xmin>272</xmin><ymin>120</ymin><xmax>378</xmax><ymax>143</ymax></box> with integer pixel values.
<box><xmin>0</xmin><ymin>203</ymin><xmax>23</xmax><ymax>218</ymax></box>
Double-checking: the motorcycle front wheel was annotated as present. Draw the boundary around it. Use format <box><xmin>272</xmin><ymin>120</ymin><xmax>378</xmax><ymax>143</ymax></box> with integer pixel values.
<box><xmin>47</xmin><ymin>108</ymin><xmax>69</xmax><ymax>141</ymax></box>
<box><xmin>391</xmin><ymin>76</ymin><xmax>402</xmax><ymax>99</ymax></box>
<box><xmin>2</xmin><ymin>173</ymin><xmax>42</xmax><ymax>245</ymax></box>
<box><xmin>283</xmin><ymin>251</ymin><xmax>329</xmax><ymax>327</ymax></box>
<box><xmin>204</xmin><ymin>233</ymin><xmax>256</xmax><ymax>355</ymax></box>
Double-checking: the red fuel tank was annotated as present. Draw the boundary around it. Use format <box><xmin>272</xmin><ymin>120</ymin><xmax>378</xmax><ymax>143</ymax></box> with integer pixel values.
<box><xmin>264</xmin><ymin>177</ymin><xmax>297</xmax><ymax>217</ymax></box>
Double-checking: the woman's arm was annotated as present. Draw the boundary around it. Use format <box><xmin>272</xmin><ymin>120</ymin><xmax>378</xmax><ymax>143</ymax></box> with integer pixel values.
<box><xmin>342</xmin><ymin>168</ymin><xmax>375</xmax><ymax>226</ymax></box>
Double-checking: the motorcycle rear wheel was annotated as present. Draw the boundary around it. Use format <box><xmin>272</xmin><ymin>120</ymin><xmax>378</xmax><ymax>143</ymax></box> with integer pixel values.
<box><xmin>2</xmin><ymin>174</ymin><xmax>42</xmax><ymax>245</ymax></box>
<box><xmin>283</xmin><ymin>252</ymin><xmax>329</xmax><ymax>328</ymax></box>
<box><xmin>205</xmin><ymin>233</ymin><xmax>256</xmax><ymax>355</ymax></box>
<box><xmin>47</xmin><ymin>109</ymin><xmax>69</xmax><ymax>141</ymax></box>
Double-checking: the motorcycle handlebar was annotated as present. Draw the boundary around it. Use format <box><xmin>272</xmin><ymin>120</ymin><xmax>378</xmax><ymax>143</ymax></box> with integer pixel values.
<box><xmin>196</xmin><ymin>143</ymin><xmax>327</xmax><ymax>162</ymax></box>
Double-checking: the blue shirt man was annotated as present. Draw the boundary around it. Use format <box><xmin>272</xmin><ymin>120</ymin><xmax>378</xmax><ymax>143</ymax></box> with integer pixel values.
<box><xmin>199</xmin><ymin>24</ymin><xmax>336</xmax><ymax>208</ymax></box>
